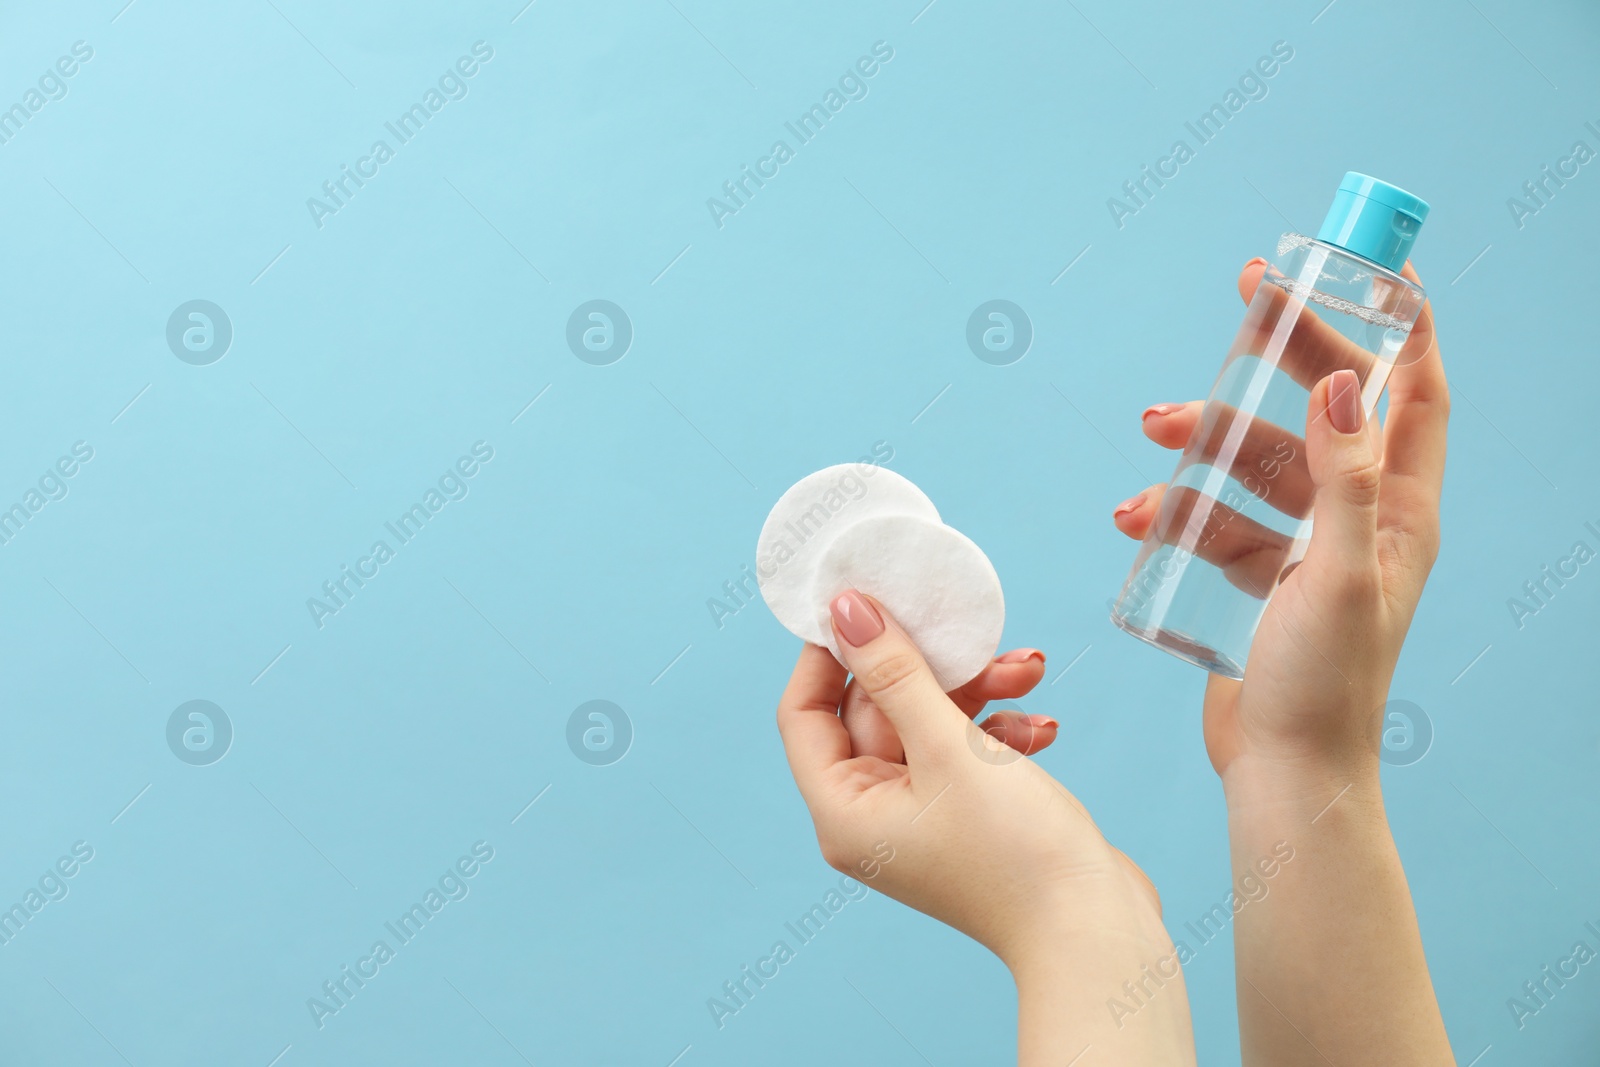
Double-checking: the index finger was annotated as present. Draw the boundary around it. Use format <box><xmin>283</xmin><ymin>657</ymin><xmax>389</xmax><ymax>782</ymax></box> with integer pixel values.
<box><xmin>1376</xmin><ymin>261</ymin><xmax>1447</xmax><ymax>545</ymax></box>
<box><xmin>775</xmin><ymin>643</ymin><xmax>851</xmax><ymax>803</ymax></box>
<box><xmin>1395</xmin><ymin>260</ymin><xmax>1436</xmax><ymax>365</ymax></box>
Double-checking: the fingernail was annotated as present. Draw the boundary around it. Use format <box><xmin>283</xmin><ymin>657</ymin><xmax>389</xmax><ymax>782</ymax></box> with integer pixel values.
<box><xmin>1141</xmin><ymin>403</ymin><xmax>1177</xmax><ymax>422</ymax></box>
<box><xmin>1328</xmin><ymin>369</ymin><xmax>1363</xmax><ymax>434</ymax></box>
<box><xmin>1023</xmin><ymin>714</ymin><xmax>1058</xmax><ymax>729</ymax></box>
<box><xmin>830</xmin><ymin>590</ymin><xmax>884</xmax><ymax>648</ymax></box>
<box><xmin>1113</xmin><ymin>492</ymin><xmax>1146</xmax><ymax>517</ymax></box>
<box><xmin>997</xmin><ymin>648</ymin><xmax>1045</xmax><ymax>664</ymax></box>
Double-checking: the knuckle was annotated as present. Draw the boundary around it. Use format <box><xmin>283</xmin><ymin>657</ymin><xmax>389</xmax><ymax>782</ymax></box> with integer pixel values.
<box><xmin>1388</xmin><ymin>502</ymin><xmax>1442</xmax><ymax>569</ymax></box>
<box><xmin>1409</xmin><ymin>521</ymin><xmax>1442</xmax><ymax>569</ymax></box>
<box><xmin>1379</xmin><ymin>525</ymin><xmax>1440</xmax><ymax>581</ymax></box>
<box><xmin>857</xmin><ymin>649</ymin><xmax>925</xmax><ymax>702</ymax></box>
<box><xmin>1421</xmin><ymin>527</ymin><xmax>1441</xmax><ymax>567</ymax></box>
<box><xmin>1340</xmin><ymin>460</ymin><xmax>1383</xmax><ymax>504</ymax></box>
<box><xmin>816</xmin><ymin>833</ymin><xmax>852</xmax><ymax>874</ymax></box>
<box><xmin>1330</xmin><ymin>560</ymin><xmax>1385</xmax><ymax>605</ymax></box>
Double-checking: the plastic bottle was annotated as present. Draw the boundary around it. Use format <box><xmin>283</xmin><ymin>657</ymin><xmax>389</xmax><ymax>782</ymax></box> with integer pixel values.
<box><xmin>1110</xmin><ymin>172</ymin><xmax>1430</xmax><ymax>678</ymax></box>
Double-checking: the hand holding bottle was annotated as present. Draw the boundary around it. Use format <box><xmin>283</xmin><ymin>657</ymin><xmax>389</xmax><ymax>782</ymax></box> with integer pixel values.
<box><xmin>1112</xmin><ymin>173</ymin><xmax>1432</xmax><ymax>681</ymax></box>
<box><xmin>1113</xmin><ymin>256</ymin><xmax>1444</xmax><ymax>775</ymax></box>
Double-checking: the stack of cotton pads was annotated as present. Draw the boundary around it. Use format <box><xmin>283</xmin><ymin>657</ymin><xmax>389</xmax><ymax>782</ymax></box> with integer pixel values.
<box><xmin>755</xmin><ymin>464</ymin><xmax>1005</xmax><ymax>691</ymax></box>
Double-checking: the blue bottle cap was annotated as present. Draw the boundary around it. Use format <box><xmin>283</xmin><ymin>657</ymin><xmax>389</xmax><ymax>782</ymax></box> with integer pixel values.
<box><xmin>1315</xmin><ymin>172</ymin><xmax>1429</xmax><ymax>274</ymax></box>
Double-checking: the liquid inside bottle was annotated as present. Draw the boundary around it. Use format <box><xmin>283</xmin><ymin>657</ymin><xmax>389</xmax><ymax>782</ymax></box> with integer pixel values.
<box><xmin>1111</xmin><ymin>232</ymin><xmax>1426</xmax><ymax>678</ymax></box>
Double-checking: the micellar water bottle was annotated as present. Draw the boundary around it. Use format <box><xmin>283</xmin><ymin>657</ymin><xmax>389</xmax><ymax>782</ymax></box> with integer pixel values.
<box><xmin>1110</xmin><ymin>172</ymin><xmax>1430</xmax><ymax>679</ymax></box>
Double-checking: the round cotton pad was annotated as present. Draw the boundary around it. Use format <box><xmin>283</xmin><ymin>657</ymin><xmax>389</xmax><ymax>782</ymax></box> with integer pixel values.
<box><xmin>756</xmin><ymin>465</ymin><xmax>939</xmax><ymax>647</ymax></box>
<box><xmin>813</xmin><ymin>514</ymin><xmax>1004</xmax><ymax>691</ymax></box>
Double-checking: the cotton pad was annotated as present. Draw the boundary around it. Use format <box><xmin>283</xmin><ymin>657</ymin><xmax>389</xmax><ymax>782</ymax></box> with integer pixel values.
<box><xmin>813</xmin><ymin>514</ymin><xmax>1004</xmax><ymax>692</ymax></box>
<box><xmin>756</xmin><ymin>465</ymin><xmax>940</xmax><ymax>647</ymax></box>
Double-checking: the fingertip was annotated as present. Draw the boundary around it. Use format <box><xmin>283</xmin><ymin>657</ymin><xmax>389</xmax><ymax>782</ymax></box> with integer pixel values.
<box><xmin>1399</xmin><ymin>260</ymin><xmax>1438</xmax><ymax>357</ymax></box>
<box><xmin>1140</xmin><ymin>402</ymin><xmax>1182</xmax><ymax>443</ymax></box>
<box><xmin>829</xmin><ymin>588</ymin><xmax>887</xmax><ymax>649</ymax></box>
<box><xmin>1304</xmin><ymin>373</ymin><xmax>1341</xmax><ymax>454</ymax></box>
<box><xmin>987</xmin><ymin>655</ymin><xmax>1047</xmax><ymax>695</ymax></box>
<box><xmin>1302</xmin><ymin>373</ymin><xmax>1382</xmax><ymax>559</ymax></box>
<box><xmin>1141</xmin><ymin>400</ymin><xmax>1201</xmax><ymax>449</ymax></box>
<box><xmin>1112</xmin><ymin>487</ymin><xmax>1162</xmax><ymax>541</ymax></box>
<box><xmin>980</xmin><ymin>711</ymin><xmax>1059</xmax><ymax>756</ymax></box>
<box><xmin>1113</xmin><ymin>491</ymin><xmax>1147</xmax><ymax>519</ymax></box>
<box><xmin>1238</xmin><ymin>257</ymin><xmax>1269</xmax><ymax>304</ymax></box>
<box><xmin>1326</xmin><ymin>368</ymin><xmax>1364</xmax><ymax>436</ymax></box>
<box><xmin>1018</xmin><ymin>728</ymin><xmax>1059</xmax><ymax>757</ymax></box>
<box><xmin>1305</xmin><ymin>371</ymin><xmax>1331</xmax><ymax>428</ymax></box>
<box><xmin>1112</xmin><ymin>505</ymin><xmax>1144</xmax><ymax>541</ymax></box>
<box><xmin>830</xmin><ymin>593</ymin><xmax>968</xmax><ymax>760</ymax></box>
<box><xmin>949</xmin><ymin>654</ymin><xmax>1049</xmax><ymax>715</ymax></box>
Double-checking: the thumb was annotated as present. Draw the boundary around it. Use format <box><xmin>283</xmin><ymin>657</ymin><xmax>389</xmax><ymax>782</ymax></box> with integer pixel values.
<box><xmin>828</xmin><ymin>590</ymin><xmax>969</xmax><ymax>767</ymax></box>
<box><xmin>1302</xmin><ymin>368</ymin><xmax>1382</xmax><ymax>576</ymax></box>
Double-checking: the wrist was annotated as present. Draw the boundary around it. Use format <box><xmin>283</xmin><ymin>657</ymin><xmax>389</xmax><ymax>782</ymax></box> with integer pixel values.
<box><xmin>1221</xmin><ymin>670</ymin><xmax>1396</xmax><ymax>777</ymax></box>
<box><xmin>1008</xmin><ymin>923</ymin><xmax>1195</xmax><ymax>1067</ymax></box>
<box><xmin>995</xmin><ymin>869</ymin><xmax>1170</xmax><ymax>973</ymax></box>
<box><xmin>1221</xmin><ymin>748</ymin><xmax>1389</xmax><ymax>850</ymax></box>
<box><xmin>1218</xmin><ymin>695</ymin><xmax>1387</xmax><ymax>796</ymax></box>
<box><xmin>1006</xmin><ymin>921</ymin><xmax>1174</xmax><ymax>990</ymax></box>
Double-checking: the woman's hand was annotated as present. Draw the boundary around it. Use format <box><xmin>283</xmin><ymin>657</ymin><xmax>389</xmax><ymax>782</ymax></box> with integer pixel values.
<box><xmin>776</xmin><ymin>591</ymin><xmax>1196</xmax><ymax>1065</ymax></box>
<box><xmin>1113</xmin><ymin>257</ymin><xmax>1446</xmax><ymax>780</ymax></box>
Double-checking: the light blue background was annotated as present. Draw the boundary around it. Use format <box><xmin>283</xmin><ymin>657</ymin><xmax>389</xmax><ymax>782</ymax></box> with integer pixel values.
<box><xmin>0</xmin><ymin>0</ymin><xmax>1596</xmax><ymax>1063</ymax></box>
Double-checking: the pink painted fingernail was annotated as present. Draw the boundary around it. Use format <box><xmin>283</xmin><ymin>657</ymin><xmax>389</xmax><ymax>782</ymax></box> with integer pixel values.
<box><xmin>1328</xmin><ymin>369</ymin><xmax>1363</xmax><ymax>434</ymax></box>
<box><xmin>997</xmin><ymin>648</ymin><xmax>1045</xmax><ymax>664</ymax></box>
<box><xmin>830</xmin><ymin>590</ymin><xmax>884</xmax><ymax>648</ymax></box>
<box><xmin>1142</xmin><ymin>403</ymin><xmax>1178</xmax><ymax>422</ymax></box>
<box><xmin>1113</xmin><ymin>492</ymin><xmax>1146</xmax><ymax>517</ymax></box>
<box><xmin>1023</xmin><ymin>714</ymin><xmax>1058</xmax><ymax>729</ymax></box>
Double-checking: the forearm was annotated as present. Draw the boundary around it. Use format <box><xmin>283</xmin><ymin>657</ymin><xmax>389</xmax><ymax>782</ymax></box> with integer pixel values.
<box><xmin>1224</xmin><ymin>754</ymin><xmax>1452</xmax><ymax>1066</ymax></box>
<box><xmin>1011</xmin><ymin>926</ymin><xmax>1197</xmax><ymax>1067</ymax></box>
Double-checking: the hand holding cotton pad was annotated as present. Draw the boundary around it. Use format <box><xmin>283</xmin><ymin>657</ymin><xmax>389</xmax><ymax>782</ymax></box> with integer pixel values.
<box><xmin>756</xmin><ymin>464</ymin><xmax>1004</xmax><ymax>690</ymax></box>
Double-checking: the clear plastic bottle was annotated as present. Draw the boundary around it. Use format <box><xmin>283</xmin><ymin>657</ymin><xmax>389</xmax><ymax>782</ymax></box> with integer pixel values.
<box><xmin>1111</xmin><ymin>173</ymin><xmax>1430</xmax><ymax>678</ymax></box>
